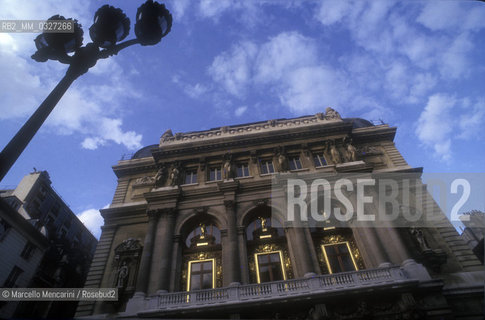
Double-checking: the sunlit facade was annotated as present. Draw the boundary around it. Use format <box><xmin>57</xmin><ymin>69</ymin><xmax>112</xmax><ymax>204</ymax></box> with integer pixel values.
<box><xmin>76</xmin><ymin>109</ymin><xmax>483</xmax><ymax>319</ymax></box>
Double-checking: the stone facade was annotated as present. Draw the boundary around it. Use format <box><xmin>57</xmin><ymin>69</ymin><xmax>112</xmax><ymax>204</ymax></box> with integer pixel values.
<box><xmin>77</xmin><ymin>111</ymin><xmax>484</xmax><ymax>319</ymax></box>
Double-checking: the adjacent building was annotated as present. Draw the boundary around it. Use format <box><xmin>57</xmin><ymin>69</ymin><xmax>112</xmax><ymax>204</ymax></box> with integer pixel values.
<box><xmin>461</xmin><ymin>210</ymin><xmax>485</xmax><ymax>264</ymax></box>
<box><xmin>76</xmin><ymin>109</ymin><xmax>484</xmax><ymax>319</ymax></box>
<box><xmin>0</xmin><ymin>170</ymin><xmax>97</xmax><ymax>318</ymax></box>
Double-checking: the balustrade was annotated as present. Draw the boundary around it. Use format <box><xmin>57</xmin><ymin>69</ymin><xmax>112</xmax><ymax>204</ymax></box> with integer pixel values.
<box><xmin>153</xmin><ymin>266</ymin><xmax>407</xmax><ymax>311</ymax></box>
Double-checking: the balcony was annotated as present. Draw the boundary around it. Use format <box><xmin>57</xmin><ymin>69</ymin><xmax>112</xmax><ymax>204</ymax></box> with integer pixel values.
<box><xmin>134</xmin><ymin>266</ymin><xmax>417</xmax><ymax>317</ymax></box>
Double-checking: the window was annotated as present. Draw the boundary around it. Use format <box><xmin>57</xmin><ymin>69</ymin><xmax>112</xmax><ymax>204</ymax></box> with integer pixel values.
<box><xmin>255</xmin><ymin>252</ymin><xmax>286</xmax><ymax>283</ymax></box>
<box><xmin>260</xmin><ymin>160</ymin><xmax>274</xmax><ymax>174</ymax></box>
<box><xmin>21</xmin><ymin>242</ymin><xmax>36</xmax><ymax>260</ymax></box>
<box><xmin>51</xmin><ymin>203</ymin><xmax>60</xmax><ymax>216</ymax></box>
<box><xmin>184</xmin><ymin>169</ymin><xmax>198</xmax><ymax>184</ymax></box>
<box><xmin>4</xmin><ymin>266</ymin><xmax>23</xmax><ymax>288</ymax></box>
<box><xmin>0</xmin><ymin>218</ymin><xmax>11</xmax><ymax>241</ymax></box>
<box><xmin>288</xmin><ymin>156</ymin><xmax>303</xmax><ymax>170</ymax></box>
<box><xmin>236</xmin><ymin>163</ymin><xmax>250</xmax><ymax>177</ymax></box>
<box><xmin>64</xmin><ymin>215</ymin><xmax>72</xmax><ymax>228</ymax></box>
<box><xmin>313</xmin><ymin>153</ymin><xmax>327</xmax><ymax>167</ymax></box>
<box><xmin>187</xmin><ymin>259</ymin><xmax>215</xmax><ymax>291</ymax></box>
<box><xmin>58</xmin><ymin>228</ymin><xmax>67</xmax><ymax>240</ymax></box>
<box><xmin>208</xmin><ymin>167</ymin><xmax>222</xmax><ymax>181</ymax></box>
<box><xmin>322</xmin><ymin>242</ymin><xmax>357</xmax><ymax>274</ymax></box>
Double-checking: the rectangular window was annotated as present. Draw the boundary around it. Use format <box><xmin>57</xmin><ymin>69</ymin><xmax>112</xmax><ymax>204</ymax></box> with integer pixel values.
<box><xmin>236</xmin><ymin>163</ymin><xmax>250</xmax><ymax>177</ymax></box>
<box><xmin>4</xmin><ymin>266</ymin><xmax>23</xmax><ymax>288</ymax></box>
<box><xmin>313</xmin><ymin>154</ymin><xmax>327</xmax><ymax>167</ymax></box>
<box><xmin>184</xmin><ymin>169</ymin><xmax>198</xmax><ymax>184</ymax></box>
<box><xmin>208</xmin><ymin>167</ymin><xmax>222</xmax><ymax>181</ymax></box>
<box><xmin>187</xmin><ymin>259</ymin><xmax>215</xmax><ymax>291</ymax></box>
<box><xmin>51</xmin><ymin>203</ymin><xmax>60</xmax><ymax>216</ymax></box>
<box><xmin>64</xmin><ymin>216</ymin><xmax>72</xmax><ymax>228</ymax></box>
<box><xmin>21</xmin><ymin>242</ymin><xmax>36</xmax><ymax>260</ymax></box>
<box><xmin>288</xmin><ymin>156</ymin><xmax>303</xmax><ymax>170</ymax></box>
<box><xmin>260</xmin><ymin>160</ymin><xmax>274</xmax><ymax>174</ymax></box>
<box><xmin>59</xmin><ymin>228</ymin><xmax>67</xmax><ymax>240</ymax></box>
<box><xmin>322</xmin><ymin>242</ymin><xmax>358</xmax><ymax>274</ymax></box>
<box><xmin>255</xmin><ymin>251</ymin><xmax>286</xmax><ymax>283</ymax></box>
<box><xmin>0</xmin><ymin>218</ymin><xmax>11</xmax><ymax>241</ymax></box>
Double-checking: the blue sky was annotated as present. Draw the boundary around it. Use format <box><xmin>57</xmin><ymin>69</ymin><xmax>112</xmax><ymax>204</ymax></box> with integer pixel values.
<box><xmin>0</xmin><ymin>0</ymin><xmax>484</xmax><ymax>238</ymax></box>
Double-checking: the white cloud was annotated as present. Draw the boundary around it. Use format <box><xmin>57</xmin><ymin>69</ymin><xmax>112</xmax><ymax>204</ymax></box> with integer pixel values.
<box><xmin>416</xmin><ymin>94</ymin><xmax>485</xmax><ymax>162</ymax></box>
<box><xmin>199</xmin><ymin>0</ymin><xmax>233</xmax><ymax>20</ymax></box>
<box><xmin>208</xmin><ymin>31</ymin><xmax>351</xmax><ymax>115</ymax></box>
<box><xmin>416</xmin><ymin>94</ymin><xmax>455</xmax><ymax>161</ymax></box>
<box><xmin>315</xmin><ymin>0</ymin><xmax>355</xmax><ymax>26</ymax></box>
<box><xmin>81</xmin><ymin>137</ymin><xmax>105</xmax><ymax>150</ymax></box>
<box><xmin>208</xmin><ymin>41</ymin><xmax>257</xmax><ymax>97</ymax></box>
<box><xmin>169</xmin><ymin>0</ymin><xmax>190</xmax><ymax>20</ymax></box>
<box><xmin>279</xmin><ymin>66</ymin><xmax>346</xmax><ymax>114</ymax></box>
<box><xmin>234</xmin><ymin>106</ymin><xmax>247</xmax><ymax>117</ymax></box>
<box><xmin>417</xmin><ymin>1</ymin><xmax>485</xmax><ymax>32</ymax></box>
<box><xmin>254</xmin><ymin>32</ymin><xmax>317</xmax><ymax>83</ymax></box>
<box><xmin>77</xmin><ymin>206</ymin><xmax>106</xmax><ymax>239</ymax></box>
<box><xmin>440</xmin><ymin>32</ymin><xmax>473</xmax><ymax>79</ymax></box>
<box><xmin>457</xmin><ymin>99</ymin><xmax>485</xmax><ymax>140</ymax></box>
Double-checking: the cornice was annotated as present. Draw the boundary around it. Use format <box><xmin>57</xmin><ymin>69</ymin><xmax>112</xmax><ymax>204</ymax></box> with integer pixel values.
<box><xmin>153</xmin><ymin>121</ymin><xmax>353</xmax><ymax>160</ymax></box>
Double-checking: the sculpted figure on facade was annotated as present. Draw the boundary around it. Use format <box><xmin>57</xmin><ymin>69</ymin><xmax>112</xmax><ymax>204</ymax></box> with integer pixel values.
<box><xmin>169</xmin><ymin>163</ymin><xmax>181</xmax><ymax>186</ymax></box>
<box><xmin>344</xmin><ymin>137</ymin><xmax>358</xmax><ymax>162</ymax></box>
<box><xmin>276</xmin><ymin>147</ymin><xmax>289</xmax><ymax>172</ymax></box>
<box><xmin>410</xmin><ymin>227</ymin><xmax>431</xmax><ymax>251</ymax></box>
<box><xmin>161</xmin><ymin>129</ymin><xmax>174</xmax><ymax>142</ymax></box>
<box><xmin>223</xmin><ymin>153</ymin><xmax>236</xmax><ymax>180</ymax></box>
<box><xmin>329</xmin><ymin>140</ymin><xmax>341</xmax><ymax>164</ymax></box>
<box><xmin>154</xmin><ymin>165</ymin><xmax>167</xmax><ymax>187</ymax></box>
<box><xmin>116</xmin><ymin>260</ymin><xmax>129</xmax><ymax>288</ymax></box>
<box><xmin>324</xmin><ymin>107</ymin><xmax>341</xmax><ymax>120</ymax></box>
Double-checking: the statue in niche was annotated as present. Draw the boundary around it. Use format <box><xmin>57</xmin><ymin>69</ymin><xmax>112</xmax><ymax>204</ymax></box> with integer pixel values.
<box><xmin>116</xmin><ymin>260</ymin><xmax>129</xmax><ymax>288</ymax></box>
<box><xmin>169</xmin><ymin>163</ymin><xmax>180</xmax><ymax>186</ymax></box>
<box><xmin>329</xmin><ymin>140</ymin><xmax>341</xmax><ymax>164</ymax></box>
<box><xmin>223</xmin><ymin>153</ymin><xmax>235</xmax><ymax>180</ymax></box>
<box><xmin>410</xmin><ymin>227</ymin><xmax>431</xmax><ymax>251</ymax></box>
<box><xmin>259</xmin><ymin>217</ymin><xmax>268</xmax><ymax>230</ymax></box>
<box><xmin>344</xmin><ymin>137</ymin><xmax>358</xmax><ymax>162</ymax></box>
<box><xmin>325</xmin><ymin>107</ymin><xmax>341</xmax><ymax>120</ymax></box>
<box><xmin>154</xmin><ymin>165</ymin><xmax>167</xmax><ymax>187</ymax></box>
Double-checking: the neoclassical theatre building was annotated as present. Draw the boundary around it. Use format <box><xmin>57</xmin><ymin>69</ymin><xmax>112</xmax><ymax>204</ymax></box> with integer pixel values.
<box><xmin>76</xmin><ymin>108</ymin><xmax>484</xmax><ymax>319</ymax></box>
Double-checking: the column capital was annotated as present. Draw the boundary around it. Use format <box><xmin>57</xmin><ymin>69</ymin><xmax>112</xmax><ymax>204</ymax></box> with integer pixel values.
<box><xmin>147</xmin><ymin>209</ymin><xmax>162</xmax><ymax>220</ymax></box>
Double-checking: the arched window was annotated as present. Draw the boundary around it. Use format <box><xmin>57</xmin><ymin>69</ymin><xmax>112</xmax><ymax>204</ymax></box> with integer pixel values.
<box><xmin>310</xmin><ymin>226</ymin><xmax>364</xmax><ymax>274</ymax></box>
<box><xmin>181</xmin><ymin>222</ymin><xmax>222</xmax><ymax>291</ymax></box>
<box><xmin>244</xmin><ymin>206</ymin><xmax>293</xmax><ymax>283</ymax></box>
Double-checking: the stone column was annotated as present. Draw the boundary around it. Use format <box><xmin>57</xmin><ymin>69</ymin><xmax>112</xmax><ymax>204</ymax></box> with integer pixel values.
<box><xmin>289</xmin><ymin>226</ymin><xmax>316</xmax><ymax>277</ymax></box>
<box><xmin>237</xmin><ymin>226</ymin><xmax>249</xmax><ymax>284</ymax></box>
<box><xmin>169</xmin><ymin>235</ymin><xmax>182</xmax><ymax>292</ymax></box>
<box><xmin>351</xmin><ymin>227</ymin><xmax>389</xmax><ymax>268</ymax></box>
<box><xmin>223</xmin><ymin>200</ymin><xmax>241</xmax><ymax>285</ymax></box>
<box><xmin>303</xmin><ymin>225</ymin><xmax>321</xmax><ymax>274</ymax></box>
<box><xmin>156</xmin><ymin>209</ymin><xmax>176</xmax><ymax>293</ymax></box>
<box><xmin>375</xmin><ymin>227</ymin><xmax>412</xmax><ymax>264</ymax></box>
<box><xmin>134</xmin><ymin>209</ymin><xmax>160</xmax><ymax>296</ymax></box>
<box><xmin>285</xmin><ymin>210</ymin><xmax>316</xmax><ymax>278</ymax></box>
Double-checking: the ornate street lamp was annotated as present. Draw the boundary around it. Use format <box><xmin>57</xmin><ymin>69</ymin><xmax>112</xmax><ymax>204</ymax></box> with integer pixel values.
<box><xmin>0</xmin><ymin>1</ymin><xmax>172</xmax><ymax>182</ymax></box>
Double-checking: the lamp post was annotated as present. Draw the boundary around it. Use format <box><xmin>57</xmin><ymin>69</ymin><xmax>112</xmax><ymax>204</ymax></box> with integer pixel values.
<box><xmin>0</xmin><ymin>0</ymin><xmax>172</xmax><ymax>182</ymax></box>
